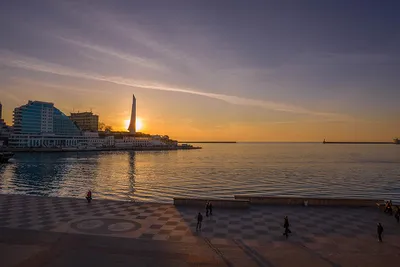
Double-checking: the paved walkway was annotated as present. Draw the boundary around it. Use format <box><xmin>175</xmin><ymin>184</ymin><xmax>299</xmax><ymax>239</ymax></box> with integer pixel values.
<box><xmin>1</xmin><ymin>194</ymin><xmax>400</xmax><ymax>266</ymax></box>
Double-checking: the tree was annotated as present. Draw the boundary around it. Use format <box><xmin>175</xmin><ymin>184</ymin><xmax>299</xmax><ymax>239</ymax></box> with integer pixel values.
<box><xmin>104</xmin><ymin>125</ymin><xmax>113</xmax><ymax>132</ymax></box>
<box><xmin>98</xmin><ymin>122</ymin><xmax>106</xmax><ymax>131</ymax></box>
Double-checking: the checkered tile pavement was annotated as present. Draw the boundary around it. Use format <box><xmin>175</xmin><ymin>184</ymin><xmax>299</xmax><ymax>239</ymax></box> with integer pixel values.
<box><xmin>1</xmin><ymin>194</ymin><xmax>399</xmax><ymax>246</ymax></box>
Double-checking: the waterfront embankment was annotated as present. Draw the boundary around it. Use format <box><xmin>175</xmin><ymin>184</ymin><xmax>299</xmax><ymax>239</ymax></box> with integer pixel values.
<box><xmin>178</xmin><ymin>141</ymin><xmax>237</xmax><ymax>143</ymax></box>
<box><xmin>1</xmin><ymin>193</ymin><xmax>400</xmax><ymax>266</ymax></box>
<box><xmin>0</xmin><ymin>145</ymin><xmax>201</xmax><ymax>153</ymax></box>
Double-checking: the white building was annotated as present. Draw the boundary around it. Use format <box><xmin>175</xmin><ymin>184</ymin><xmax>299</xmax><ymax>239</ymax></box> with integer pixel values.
<box><xmin>114</xmin><ymin>136</ymin><xmax>169</xmax><ymax>148</ymax></box>
<box><xmin>9</xmin><ymin>132</ymin><xmax>176</xmax><ymax>149</ymax></box>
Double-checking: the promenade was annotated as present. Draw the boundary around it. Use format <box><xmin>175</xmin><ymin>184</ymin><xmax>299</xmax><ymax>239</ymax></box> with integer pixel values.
<box><xmin>1</xmin><ymin>194</ymin><xmax>400</xmax><ymax>266</ymax></box>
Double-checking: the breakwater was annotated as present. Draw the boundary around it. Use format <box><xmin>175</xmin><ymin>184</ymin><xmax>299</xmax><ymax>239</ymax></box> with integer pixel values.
<box><xmin>323</xmin><ymin>141</ymin><xmax>395</xmax><ymax>145</ymax></box>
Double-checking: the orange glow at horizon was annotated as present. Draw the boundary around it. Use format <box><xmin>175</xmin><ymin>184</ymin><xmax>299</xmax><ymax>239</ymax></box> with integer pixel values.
<box><xmin>124</xmin><ymin>117</ymin><xmax>143</xmax><ymax>132</ymax></box>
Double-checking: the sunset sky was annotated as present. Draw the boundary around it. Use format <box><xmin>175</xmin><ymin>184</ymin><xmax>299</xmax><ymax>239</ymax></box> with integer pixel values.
<box><xmin>0</xmin><ymin>1</ymin><xmax>399</xmax><ymax>141</ymax></box>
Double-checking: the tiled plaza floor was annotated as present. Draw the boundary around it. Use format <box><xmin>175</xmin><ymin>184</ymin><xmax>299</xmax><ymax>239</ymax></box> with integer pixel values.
<box><xmin>1</xmin><ymin>194</ymin><xmax>400</xmax><ymax>266</ymax></box>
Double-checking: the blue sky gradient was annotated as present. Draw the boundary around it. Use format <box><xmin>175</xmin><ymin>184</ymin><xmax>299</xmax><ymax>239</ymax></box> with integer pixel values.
<box><xmin>0</xmin><ymin>0</ymin><xmax>399</xmax><ymax>141</ymax></box>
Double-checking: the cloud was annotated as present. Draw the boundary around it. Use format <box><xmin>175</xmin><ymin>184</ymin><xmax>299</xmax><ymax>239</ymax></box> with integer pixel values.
<box><xmin>58</xmin><ymin>37</ymin><xmax>165</xmax><ymax>71</ymax></box>
<box><xmin>0</xmin><ymin>51</ymin><xmax>350</xmax><ymax>120</ymax></box>
<box><xmin>10</xmin><ymin>77</ymin><xmax>109</xmax><ymax>95</ymax></box>
<box><xmin>0</xmin><ymin>90</ymin><xmax>21</xmax><ymax>104</ymax></box>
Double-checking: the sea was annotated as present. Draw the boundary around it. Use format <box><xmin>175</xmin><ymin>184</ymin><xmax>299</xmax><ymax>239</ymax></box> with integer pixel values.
<box><xmin>1</xmin><ymin>143</ymin><xmax>399</xmax><ymax>203</ymax></box>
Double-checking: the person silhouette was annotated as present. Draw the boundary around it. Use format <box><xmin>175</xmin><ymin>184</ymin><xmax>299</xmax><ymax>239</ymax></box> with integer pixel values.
<box><xmin>395</xmin><ymin>206</ymin><xmax>400</xmax><ymax>223</ymax></box>
<box><xmin>196</xmin><ymin>212</ymin><xmax>203</xmax><ymax>231</ymax></box>
<box><xmin>283</xmin><ymin>216</ymin><xmax>291</xmax><ymax>239</ymax></box>
<box><xmin>86</xmin><ymin>190</ymin><xmax>92</xmax><ymax>203</ymax></box>
<box><xmin>377</xmin><ymin>223</ymin><xmax>384</xmax><ymax>242</ymax></box>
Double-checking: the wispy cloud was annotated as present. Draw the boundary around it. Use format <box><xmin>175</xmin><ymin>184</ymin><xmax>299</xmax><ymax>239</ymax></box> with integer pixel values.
<box><xmin>10</xmin><ymin>77</ymin><xmax>109</xmax><ymax>95</ymax></box>
<box><xmin>0</xmin><ymin>51</ymin><xmax>350</xmax><ymax>120</ymax></box>
<box><xmin>0</xmin><ymin>90</ymin><xmax>21</xmax><ymax>104</ymax></box>
<box><xmin>58</xmin><ymin>37</ymin><xmax>165</xmax><ymax>71</ymax></box>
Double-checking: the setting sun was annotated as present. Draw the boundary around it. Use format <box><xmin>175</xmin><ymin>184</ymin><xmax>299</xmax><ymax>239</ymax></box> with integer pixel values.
<box><xmin>124</xmin><ymin>117</ymin><xmax>143</xmax><ymax>132</ymax></box>
<box><xmin>136</xmin><ymin>118</ymin><xmax>143</xmax><ymax>131</ymax></box>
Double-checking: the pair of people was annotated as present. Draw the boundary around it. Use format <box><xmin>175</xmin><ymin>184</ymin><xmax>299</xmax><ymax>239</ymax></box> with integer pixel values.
<box><xmin>384</xmin><ymin>200</ymin><xmax>393</xmax><ymax>215</ymax></box>
<box><xmin>196</xmin><ymin>201</ymin><xmax>214</xmax><ymax>231</ymax></box>
<box><xmin>206</xmin><ymin>201</ymin><xmax>213</xmax><ymax>217</ymax></box>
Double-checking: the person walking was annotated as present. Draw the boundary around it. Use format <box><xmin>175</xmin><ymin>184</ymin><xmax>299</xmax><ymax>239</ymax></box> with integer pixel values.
<box><xmin>205</xmin><ymin>202</ymin><xmax>210</xmax><ymax>217</ymax></box>
<box><xmin>377</xmin><ymin>223</ymin><xmax>384</xmax><ymax>242</ymax></box>
<box><xmin>196</xmin><ymin>212</ymin><xmax>203</xmax><ymax>232</ymax></box>
<box><xmin>209</xmin><ymin>202</ymin><xmax>213</xmax><ymax>216</ymax></box>
<box><xmin>283</xmin><ymin>216</ymin><xmax>291</xmax><ymax>239</ymax></box>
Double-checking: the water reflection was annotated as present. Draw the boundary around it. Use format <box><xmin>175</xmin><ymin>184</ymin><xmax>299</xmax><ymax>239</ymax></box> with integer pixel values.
<box><xmin>128</xmin><ymin>152</ymin><xmax>136</xmax><ymax>201</ymax></box>
<box><xmin>0</xmin><ymin>164</ymin><xmax>8</xmax><ymax>190</ymax></box>
<box><xmin>11</xmin><ymin>152</ymin><xmax>101</xmax><ymax>196</ymax></box>
<box><xmin>1</xmin><ymin>144</ymin><xmax>399</xmax><ymax>202</ymax></box>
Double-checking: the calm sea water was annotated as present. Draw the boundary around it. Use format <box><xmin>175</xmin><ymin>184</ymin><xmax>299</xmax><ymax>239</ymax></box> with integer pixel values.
<box><xmin>1</xmin><ymin>143</ymin><xmax>399</xmax><ymax>203</ymax></box>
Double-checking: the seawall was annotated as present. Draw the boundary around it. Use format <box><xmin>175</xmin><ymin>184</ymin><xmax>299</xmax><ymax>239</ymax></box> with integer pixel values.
<box><xmin>234</xmin><ymin>195</ymin><xmax>383</xmax><ymax>207</ymax></box>
<box><xmin>173</xmin><ymin>196</ymin><xmax>384</xmax><ymax>208</ymax></box>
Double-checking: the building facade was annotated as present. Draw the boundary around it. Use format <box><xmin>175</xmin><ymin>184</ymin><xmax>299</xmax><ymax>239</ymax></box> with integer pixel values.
<box><xmin>13</xmin><ymin>101</ymin><xmax>81</xmax><ymax>135</ymax></box>
<box><xmin>0</xmin><ymin>102</ymin><xmax>3</xmax><ymax>119</ymax></box>
<box><xmin>69</xmin><ymin>112</ymin><xmax>99</xmax><ymax>132</ymax></box>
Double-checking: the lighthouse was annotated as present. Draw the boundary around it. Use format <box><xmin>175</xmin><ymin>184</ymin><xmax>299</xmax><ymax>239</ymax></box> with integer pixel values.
<box><xmin>128</xmin><ymin>94</ymin><xmax>136</xmax><ymax>134</ymax></box>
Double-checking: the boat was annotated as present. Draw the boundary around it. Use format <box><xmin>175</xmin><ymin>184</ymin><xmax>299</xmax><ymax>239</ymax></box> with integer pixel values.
<box><xmin>0</xmin><ymin>152</ymin><xmax>14</xmax><ymax>163</ymax></box>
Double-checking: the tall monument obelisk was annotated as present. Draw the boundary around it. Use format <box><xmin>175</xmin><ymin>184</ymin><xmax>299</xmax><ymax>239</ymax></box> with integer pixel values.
<box><xmin>128</xmin><ymin>94</ymin><xmax>136</xmax><ymax>134</ymax></box>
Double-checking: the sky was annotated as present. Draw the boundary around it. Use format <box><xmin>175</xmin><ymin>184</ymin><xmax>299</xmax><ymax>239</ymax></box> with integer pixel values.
<box><xmin>0</xmin><ymin>0</ymin><xmax>399</xmax><ymax>141</ymax></box>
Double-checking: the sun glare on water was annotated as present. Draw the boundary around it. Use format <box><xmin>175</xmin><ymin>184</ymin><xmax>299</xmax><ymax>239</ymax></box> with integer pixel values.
<box><xmin>124</xmin><ymin>117</ymin><xmax>143</xmax><ymax>132</ymax></box>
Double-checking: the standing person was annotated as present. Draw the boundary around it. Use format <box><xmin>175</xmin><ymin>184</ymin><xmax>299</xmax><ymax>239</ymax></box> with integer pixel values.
<box><xmin>395</xmin><ymin>206</ymin><xmax>400</xmax><ymax>223</ymax></box>
<box><xmin>283</xmin><ymin>216</ymin><xmax>291</xmax><ymax>239</ymax></box>
<box><xmin>209</xmin><ymin>202</ymin><xmax>213</xmax><ymax>216</ymax></box>
<box><xmin>86</xmin><ymin>190</ymin><xmax>92</xmax><ymax>203</ymax></box>
<box><xmin>196</xmin><ymin>212</ymin><xmax>203</xmax><ymax>232</ymax></box>
<box><xmin>377</xmin><ymin>223</ymin><xmax>384</xmax><ymax>242</ymax></box>
<box><xmin>205</xmin><ymin>202</ymin><xmax>209</xmax><ymax>217</ymax></box>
